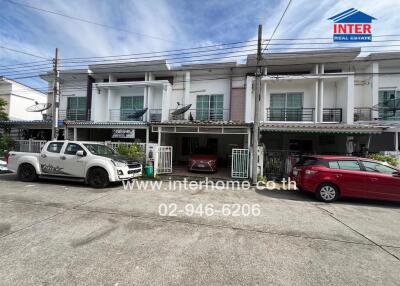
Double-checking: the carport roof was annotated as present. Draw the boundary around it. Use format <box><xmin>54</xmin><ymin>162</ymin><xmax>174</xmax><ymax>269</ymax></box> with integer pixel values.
<box><xmin>0</xmin><ymin>120</ymin><xmax>52</xmax><ymax>128</ymax></box>
<box><xmin>64</xmin><ymin>121</ymin><xmax>149</xmax><ymax>128</ymax></box>
<box><xmin>152</xmin><ymin>120</ymin><xmax>251</xmax><ymax>127</ymax></box>
<box><xmin>259</xmin><ymin>123</ymin><xmax>385</xmax><ymax>134</ymax></box>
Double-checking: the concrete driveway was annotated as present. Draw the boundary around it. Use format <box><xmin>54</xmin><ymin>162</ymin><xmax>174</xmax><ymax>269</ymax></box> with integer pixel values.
<box><xmin>0</xmin><ymin>173</ymin><xmax>399</xmax><ymax>285</ymax></box>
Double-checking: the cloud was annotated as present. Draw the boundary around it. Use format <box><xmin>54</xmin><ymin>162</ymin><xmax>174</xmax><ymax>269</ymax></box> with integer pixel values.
<box><xmin>0</xmin><ymin>0</ymin><xmax>399</xmax><ymax>88</ymax></box>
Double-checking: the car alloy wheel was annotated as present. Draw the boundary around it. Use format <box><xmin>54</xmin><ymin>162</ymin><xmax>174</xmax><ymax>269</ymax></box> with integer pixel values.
<box><xmin>18</xmin><ymin>164</ymin><xmax>37</xmax><ymax>182</ymax></box>
<box><xmin>317</xmin><ymin>184</ymin><xmax>339</xmax><ymax>202</ymax></box>
<box><xmin>89</xmin><ymin>168</ymin><xmax>109</xmax><ymax>188</ymax></box>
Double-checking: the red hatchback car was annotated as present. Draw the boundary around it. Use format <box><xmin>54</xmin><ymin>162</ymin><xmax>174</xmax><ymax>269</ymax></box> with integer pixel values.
<box><xmin>291</xmin><ymin>155</ymin><xmax>400</xmax><ymax>203</ymax></box>
<box><xmin>188</xmin><ymin>147</ymin><xmax>218</xmax><ymax>173</ymax></box>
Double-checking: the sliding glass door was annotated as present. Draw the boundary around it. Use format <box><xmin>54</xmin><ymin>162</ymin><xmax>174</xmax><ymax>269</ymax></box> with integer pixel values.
<box><xmin>270</xmin><ymin>92</ymin><xmax>303</xmax><ymax>121</ymax></box>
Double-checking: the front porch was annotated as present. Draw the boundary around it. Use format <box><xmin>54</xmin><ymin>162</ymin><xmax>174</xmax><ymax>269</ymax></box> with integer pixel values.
<box><xmin>153</xmin><ymin>122</ymin><xmax>252</xmax><ymax>179</ymax></box>
<box><xmin>259</xmin><ymin>122</ymin><xmax>386</xmax><ymax>179</ymax></box>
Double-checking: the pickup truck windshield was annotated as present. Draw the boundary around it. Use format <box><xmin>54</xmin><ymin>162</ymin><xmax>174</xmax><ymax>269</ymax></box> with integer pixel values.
<box><xmin>84</xmin><ymin>144</ymin><xmax>116</xmax><ymax>156</ymax></box>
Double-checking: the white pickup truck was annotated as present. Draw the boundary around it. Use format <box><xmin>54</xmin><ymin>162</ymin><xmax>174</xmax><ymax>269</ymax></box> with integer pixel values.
<box><xmin>7</xmin><ymin>141</ymin><xmax>142</xmax><ymax>188</ymax></box>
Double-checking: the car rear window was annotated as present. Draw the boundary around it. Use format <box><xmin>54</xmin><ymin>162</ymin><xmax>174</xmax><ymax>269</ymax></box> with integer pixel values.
<box><xmin>328</xmin><ymin>160</ymin><xmax>361</xmax><ymax>171</ymax></box>
<box><xmin>295</xmin><ymin>157</ymin><xmax>328</xmax><ymax>167</ymax></box>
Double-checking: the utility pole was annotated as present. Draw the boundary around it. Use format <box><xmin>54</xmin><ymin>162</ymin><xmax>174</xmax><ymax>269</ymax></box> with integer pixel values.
<box><xmin>51</xmin><ymin>48</ymin><xmax>60</xmax><ymax>140</ymax></box>
<box><xmin>252</xmin><ymin>25</ymin><xmax>263</xmax><ymax>185</ymax></box>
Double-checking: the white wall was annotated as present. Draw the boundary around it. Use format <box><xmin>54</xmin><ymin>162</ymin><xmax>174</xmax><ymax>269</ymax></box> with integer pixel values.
<box><xmin>188</xmin><ymin>77</ymin><xmax>231</xmax><ymax>116</ymax></box>
<box><xmin>2</xmin><ymin>80</ymin><xmax>47</xmax><ymax>120</ymax></box>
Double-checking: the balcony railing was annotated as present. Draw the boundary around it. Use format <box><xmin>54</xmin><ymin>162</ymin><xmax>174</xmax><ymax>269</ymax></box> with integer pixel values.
<box><xmin>168</xmin><ymin>108</ymin><xmax>229</xmax><ymax>121</ymax></box>
<box><xmin>266</xmin><ymin>108</ymin><xmax>314</xmax><ymax>122</ymax></box>
<box><xmin>354</xmin><ymin>108</ymin><xmax>372</xmax><ymax>121</ymax></box>
<box><xmin>149</xmin><ymin>109</ymin><xmax>162</xmax><ymax>122</ymax></box>
<box><xmin>109</xmin><ymin>109</ymin><xmax>162</xmax><ymax>122</ymax></box>
<box><xmin>323</xmin><ymin>108</ymin><xmax>342</xmax><ymax>123</ymax></box>
<box><xmin>110</xmin><ymin>109</ymin><xmax>144</xmax><ymax>121</ymax></box>
<box><xmin>59</xmin><ymin>109</ymin><xmax>88</xmax><ymax>121</ymax></box>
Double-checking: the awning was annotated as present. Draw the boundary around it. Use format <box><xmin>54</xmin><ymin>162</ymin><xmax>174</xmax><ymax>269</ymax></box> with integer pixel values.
<box><xmin>259</xmin><ymin>123</ymin><xmax>385</xmax><ymax>134</ymax></box>
<box><xmin>152</xmin><ymin>120</ymin><xmax>251</xmax><ymax>134</ymax></box>
<box><xmin>0</xmin><ymin>120</ymin><xmax>52</xmax><ymax>128</ymax></box>
<box><xmin>64</xmin><ymin>121</ymin><xmax>149</xmax><ymax>129</ymax></box>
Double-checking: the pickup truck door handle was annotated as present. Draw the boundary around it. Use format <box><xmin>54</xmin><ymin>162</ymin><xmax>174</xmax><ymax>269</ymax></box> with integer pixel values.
<box><xmin>335</xmin><ymin>174</ymin><xmax>342</xmax><ymax>178</ymax></box>
<box><xmin>370</xmin><ymin>178</ymin><xmax>378</xmax><ymax>182</ymax></box>
<box><xmin>60</xmin><ymin>156</ymin><xmax>66</xmax><ymax>160</ymax></box>
<box><xmin>40</xmin><ymin>154</ymin><xmax>47</xmax><ymax>158</ymax></box>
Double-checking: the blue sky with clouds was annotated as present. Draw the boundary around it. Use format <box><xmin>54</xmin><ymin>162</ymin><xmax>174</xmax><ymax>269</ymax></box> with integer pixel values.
<box><xmin>0</xmin><ymin>0</ymin><xmax>399</xmax><ymax>88</ymax></box>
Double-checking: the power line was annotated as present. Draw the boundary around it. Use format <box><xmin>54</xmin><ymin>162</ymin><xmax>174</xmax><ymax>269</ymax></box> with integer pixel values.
<box><xmin>0</xmin><ymin>45</ymin><xmax>50</xmax><ymax>59</ymax></box>
<box><xmin>262</xmin><ymin>0</ymin><xmax>293</xmax><ymax>53</ymax></box>
<box><xmin>5</xmin><ymin>0</ymin><xmax>178</xmax><ymax>44</ymax></box>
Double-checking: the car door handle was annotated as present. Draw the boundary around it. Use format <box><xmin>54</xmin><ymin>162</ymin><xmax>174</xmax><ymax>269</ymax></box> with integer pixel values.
<box><xmin>370</xmin><ymin>178</ymin><xmax>378</xmax><ymax>181</ymax></box>
<box><xmin>335</xmin><ymin>174</ymin><xmax>342</xmax><ymax>178</ymax></box>
<box><xmin>40</xmin><ymin>154</ymin><xmax>47</xmax><ymax>158</ymax></box>
<box><xmin>60</xmin><ymin>156</ymin><xmax>66</xmax><ymax>160</ymax></box>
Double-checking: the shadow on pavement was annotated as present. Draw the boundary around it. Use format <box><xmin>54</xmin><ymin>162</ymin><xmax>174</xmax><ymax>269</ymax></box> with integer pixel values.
<box><xmin>0</xmin><ymin>173</ymin><xmax>119</xmax><ymax>193</ymax></box>
<box><xmin>255</xmin><ymin>188</ymin><xmax>315</xmax><ymax>202</ymax></box>
<box><xmin>255</xmin><ymin>187</ymin><xmax>400</xmax><ymax>209</ymax></box>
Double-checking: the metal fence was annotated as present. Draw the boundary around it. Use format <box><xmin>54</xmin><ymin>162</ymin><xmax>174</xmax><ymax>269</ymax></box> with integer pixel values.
<box><xmin>264</xmin><ymin>150</ymin><xmax>302</xmax><ymax>180</ymax></box>
<box><xmin>14</xmin><ymin>140</ymin><xmax>47</xmax><ymax>153</ymax></box>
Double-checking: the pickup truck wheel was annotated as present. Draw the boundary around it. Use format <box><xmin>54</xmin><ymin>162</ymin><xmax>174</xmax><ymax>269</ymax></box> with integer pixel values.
<box><xmin>316</xmin><ymin>183</ymin><xmax>340</xmax><ymax>203</ymax></box>
<box><xmin>88</xmin><ymin>168</ymin><xmax>109</xmax><ymax>188</ymax></box>
<box><xmin>18</xmin><ymin>164</ymin><xmax>37</xmax><ymax>182</ymax></box>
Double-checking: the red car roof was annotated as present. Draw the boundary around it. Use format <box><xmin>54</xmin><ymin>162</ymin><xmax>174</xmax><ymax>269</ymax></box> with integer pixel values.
<box><xmin>305</xmin><ymin>155</ymin><xmax>363</xmax><ymax>160</ymax></box>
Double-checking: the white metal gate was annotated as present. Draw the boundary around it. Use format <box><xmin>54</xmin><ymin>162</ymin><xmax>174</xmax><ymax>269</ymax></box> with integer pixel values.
<box><xmin>155</xmin><ymin>146</ymin><xmax>173</xmax><ymax>175</ymax></box>
<box><xmin>231</xmin><ymin>148</ymin><xmax>249</xmax><ymax>178</ymax></box>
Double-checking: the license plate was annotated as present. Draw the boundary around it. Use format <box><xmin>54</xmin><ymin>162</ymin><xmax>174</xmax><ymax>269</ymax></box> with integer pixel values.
<box><xmin>198</xmin><ymin>164</ymin><xmax>205</xmax><ymax>168</ymax></box>
<box><xmin>293</xmin><ymin>170</ymin><xmax>298</xmax><ymax>176</ymax></box>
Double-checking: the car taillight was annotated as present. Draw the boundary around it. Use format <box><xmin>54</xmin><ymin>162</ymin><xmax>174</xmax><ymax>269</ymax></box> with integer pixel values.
<box><xmin>305</xmin><ymin>169</ymin><xmax>318</xmax><ymax>176</ymax></box>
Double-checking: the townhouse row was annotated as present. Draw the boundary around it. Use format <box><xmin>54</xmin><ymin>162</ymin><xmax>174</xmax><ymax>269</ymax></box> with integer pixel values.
<box><xmin>2</xmin><ymin>48</ymin><xmax>400</xmax><ymax>178</ymax></box>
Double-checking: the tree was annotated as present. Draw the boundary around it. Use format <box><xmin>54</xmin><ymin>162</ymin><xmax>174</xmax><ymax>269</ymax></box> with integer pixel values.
<box><xmin>0</xmin><ymin>98</ymin><xmax>8</xmax><ymax>120</ymax></box>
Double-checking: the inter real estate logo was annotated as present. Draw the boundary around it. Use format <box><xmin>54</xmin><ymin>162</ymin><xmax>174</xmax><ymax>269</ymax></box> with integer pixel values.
<box><xmin>328</xmin><ymin>8</ymin><xmax>376</xmax><ymax>42</ymax></box>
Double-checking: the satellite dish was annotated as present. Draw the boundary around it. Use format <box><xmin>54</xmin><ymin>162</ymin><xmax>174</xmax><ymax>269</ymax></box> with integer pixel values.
<box><xmin>26</xmin><ymin>102</ymin><xmax>52</xmax><ymax>112</ymax></box>
<box><xmin>171</xmin><ymin>104</ymin><xmax>192</xmax><ymax>116</ymax></box>
<box><xmin>372</xmin><ymin>98</ymin><xmax>400</xmax><ymax>119</ymax></box>
<box><xmin>127</xmin><ymin>108</ymin><xmax>148</xmax><ymax>119</ymax></box>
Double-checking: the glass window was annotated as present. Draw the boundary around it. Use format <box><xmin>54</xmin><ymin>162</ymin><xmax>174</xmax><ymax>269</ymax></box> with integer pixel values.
<box><xmin>67</xmin><ymin>97</ymin><xmax>87</xmax><ymax>120</ymax></box>
<box><xmin>64</xmin><ymin>143</ymin><xmax>84</xmax><ymax>155</ymax></box>
<box><xmin>328</xmin><ymin>161</ymin><xmax>340</xmax><ymax>169</ymax></box>
<box><xmin>337</xmin><ymin>160</ymin><xmax>361</xmax><ymax>171</ymax></box>
<box><xmin>196</xmin><ymin>95</ymin><xmax>223</xmax><ymax>121</ymax></box>
<box><xmin>378</xmin><ymin>90</ymin><xmax>400</xmax><ymax>120</ymax></box>
<box><xmin>47</xmin><ymin>142</ymin><xmax>64</xmax><ymax>153</ymax></box>
<box><xmin>83</xmin><ymin>144</ymin><xmax>116</xmax><ymax>156</ymax></box>
<box><xmin>120</xmin><ymin>96</ymin><xmax>144</xmax><ymax>121</ymax></box>
<box><xmin>269</xmin><ymin>92</ymin><xmax>304</xmax><ymax>121</ymax></box>
<box><xmin>362</xmin><ymin>161</ymin><xmax>397</xmax><ymax>175</ymax></box>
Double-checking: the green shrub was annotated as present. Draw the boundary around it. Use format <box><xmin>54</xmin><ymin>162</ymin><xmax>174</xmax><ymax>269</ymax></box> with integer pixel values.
<box><xmin>116</xmin><ymin>144</ymin><xmax>145</xmax><ymax>163</ymax></box>
<box><xmin>0</xmin><ymin>135</ymin><xmax>13</xmax><ymax>158</ymax></box>
<box><xmin>368</xmin><ymin>153</ymin><xmax>399</xmax><ymax>167</ymax></box>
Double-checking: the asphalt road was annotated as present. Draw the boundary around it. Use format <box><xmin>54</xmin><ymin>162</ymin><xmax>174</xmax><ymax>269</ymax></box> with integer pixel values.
<box><xmin>0</xmin><ymin>173</ymin><xmax>399</xmax><ymax>285</ymax></box>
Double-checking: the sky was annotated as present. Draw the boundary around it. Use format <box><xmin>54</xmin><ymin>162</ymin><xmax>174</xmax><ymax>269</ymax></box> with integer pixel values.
<box><xmin>0</xmin><ymin>0</ymin><xmax>399</xmax><ymax>89</ymax></box>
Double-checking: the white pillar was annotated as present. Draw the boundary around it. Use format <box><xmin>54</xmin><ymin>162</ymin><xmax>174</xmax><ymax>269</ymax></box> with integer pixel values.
<box><xmin>184</xmin><ymin>71</ymin><xmax>191</xmax><ymax>119</ymax></box>
<box><xmin>395</xmin><ymin>131</ymin><xmax>399</xmax><ymax>152</ymax></box>
<box><xmin>314</xmin><ymin>80</ymin><xmax>318</xmax><ymax>123</ymax></box>
<box><xmin>146</xmin><ymin>127</ymin><xmax>150</xmax><ymax>144</ymax></box>
<box><xmin>73</xmin><ymin>128</ymin><xmax>77</xmax><ymax>141</ymax></box>
<box><xmin>371</xmin><ymin>62</ymin><xmax>379</xmax><ymax>120</ymax></box>
<box><xmin>158</xmin><ymin>129</ymin><xmax>161</xmax><ymax>145</ymax></box>
<box><xmin>345</xmin><ymin>74</ymin><xmax>355</xmax><ymax>124</ymax></box>
<box><xmin>161</xmin><ymin>84</ymin><xmax>171</xmax><ymax>121</ymax></box>
<box><xmin>318</xmin><ymin>79</ymin><xmax>324</xmax><ymax>122</ymax></box>
<box><xmin>262</xmin><ymin>81</ymin><xmax>268</xmax><ymax>122</ymax></box>
<box><xmin>147</xmin><ymin>72</ymin><xmax>154</xmax><ymax>122</ymax></box>
<box><xmin>245</xmin><ymin>76</ymin><xmax>254</xmax><ymax>122</ymax></box>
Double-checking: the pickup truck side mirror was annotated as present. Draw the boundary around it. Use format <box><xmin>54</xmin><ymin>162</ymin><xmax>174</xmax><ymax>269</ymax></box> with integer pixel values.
<box><xmin>76</xmin><ymin>150</ymin><xmax>85</xmax><ymax>157</ymax></box>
